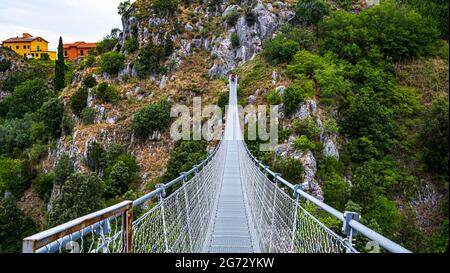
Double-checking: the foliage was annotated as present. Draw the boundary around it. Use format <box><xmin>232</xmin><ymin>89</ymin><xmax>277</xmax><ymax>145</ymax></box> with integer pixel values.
<box><xmin>0</xmin><ymin>58</ymin><xmax>11</xmax><ymax>72</ymax></box>
<box><xmin>54</xmin><ymin>153</ymin><xmax>74</xmax><ymax>186</ymax></box>
<box><xmin>95</xmin><ymin>82</ymin><xmax>120</xmax><ymax>104</ymax></box>
<box><xmin>293</xmin><ymin>0</ymin><xmax>329</xmax><ymax>26</ymax></box>
<box><xmin>262</xmin><ymin>36</ymin><xmax>301</xmax><ymax>64</ymax></box>
<box><xmin>322</xmin><ymin>173</ymin><xmax>349</xmax><ymax>210</ymax></box>
<box><xmin>266</xmin><ymin>89</ymin><xmax>283</xmax><ymax>105</ymax></box>
<box><xmin>0</xmin><ymin>196</ymin><xmax>36</xmax><ymax>253</ymax></box>
<box><xmin>295</xmin><ymin>135</ymin><xmax>316</xmax><ymax>151</ymax></box>
<box><xmin>54</xmin><ymin>37</ymin><xmax>65</xmax><ymax>91</ymax></box>
<box><xmin>31</xmin><ymin>172</ymin><xmax>55</xmax><ymax>201</ymax></box>
<box><xmin>152</xmin><ymin>0</ymin><xmax>179</xmax><ymax>17</ymax></box>
<box><xmin>283</xmin><ymin>79</ymin><xmax>315</xmax><ymax>115</ymax></box>
<box><xmin>419</xmin><ymin>98</ymin><xmax>449</xmax><ymax>178</ymax></box>
<box><xmin>319</xmin><ymin>2</ymin><xmax>440</xmax><ymax>62</ymax></box>
<box><xmin>85</xmin><ymin>141</ymin><xmax>106</xmax><ymax>173</ymax></box>
<box><xmin>131</xmin><ymin>99</ymin><xmax>171</xmax><ymax>140</ymax></box>
<box><xmin>38</xmin><ymin>97</ymin><xmax>64</xmax><ymax>139</ymax></box>
<box><xmin>61</xmin><ymin>115</ymin><xmax>74</xmax><ymax>136</ymax></box>
<box><xmin>124</xmin><ymin>37</ymin><xmax>139</xmax><ymax>53</ymax></box>
<box><xmin>160</xmin><ymin>140</ymin><xmax>207</xmax><ymax>183</ymax></box>
<box><xmin>136</xmin><ymin>42</ymin><xmax>169</xmax><ymax>77</ymax></box>
<box><xmin>292</xmin><ymin>117</ymin><xmax>321</xmax><ymax>140</ymax></box>
<box><xmin>272</xmin><ymin>157</ymin><xmax>304</xmax><ymax>183</ymax></box>
<box><xmin>118</xmin><ymin>0</ymin><xmax>131</xmax><ymax>16</ymax></box>
<box><xmin>49</xmin><ymin>173</ymin><xmax>105</xmax><ymax>226</ymax></box>
<box><xmin>0</xmin><ymin>113</ymin><xmax>36</xmax><ymax>156</ymax></box>
<box><xmin>286</xmin><ymin>50</ymin><xmax>328</xmax><ymax>78</ymax></box>
<box><xmin>80</xmin><ymin>107</ymin><xmax>96</xmax><ymax>125</ymax></box>
<box><xmin>82</xmin><ymin>74</ymin><xmax>97</xmax><ymax>88</ymax></box>
<box><xmin>105</xmin><ymin>161</ymin><xmax>133</xmax><ymax>199</ymax></box>
<box><xmin>0</xmin><ymin>157</ymin><xmax>25</xmax><ymax>197</ymax></box>
<box><xmin>99</xmin><ymin>51</ymin><xmax>124</xmax><ymax>75</ymax></box>
<box><xmin>69</xmin><ymin>87</ymin><xmax>88</xmax><ymax>116</ymax></box>
<box><xmin>95</xmin><ymin>38</ymin><xmax>118</xmax><ymax>55</ymax></box>
<box><xmin>225</xmin><ymin>9</ymin><xmax>240</xmax><ymax>26</ymax></box>
<box><xmin>231</xmin><ymin>32</ymin><xmax>240</xmax><ymax>47</ymax></box>
<box><xmin>2</xmin><ymin>78</ymin><xmax>49</xmax><ymax>119</ymax></box>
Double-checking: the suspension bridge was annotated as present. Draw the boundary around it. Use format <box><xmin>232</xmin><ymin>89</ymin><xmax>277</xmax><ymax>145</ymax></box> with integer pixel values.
<box><xmin>23</xmin><ymin>77</ymin><xmax>411</xmax><ymax>254</ymax></box>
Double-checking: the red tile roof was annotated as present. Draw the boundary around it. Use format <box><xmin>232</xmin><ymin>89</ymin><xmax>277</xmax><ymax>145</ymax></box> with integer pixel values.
<box><xmin>3</xmin><ymin>36</ymin><xmax>48</xmax><ymax>43</ymax></box>
<box><xmin>64</xmin><ymin>42</ymin><xmax>96</xmax><ymax>49</ymax></box>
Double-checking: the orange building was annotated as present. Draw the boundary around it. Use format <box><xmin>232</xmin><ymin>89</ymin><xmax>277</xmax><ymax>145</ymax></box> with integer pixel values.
<box><xmin>63</xmin><ymin>42</ymin><xmax>96</xmax><ymax>60</ymax></box>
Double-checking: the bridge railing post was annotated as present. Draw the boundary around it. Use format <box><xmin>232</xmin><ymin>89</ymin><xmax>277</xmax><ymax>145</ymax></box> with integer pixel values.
<box><xmin>122</xmin><ymin>203</ymin><xmax>133</xmax><ymax>253</ymax></box>
<box><xmin>156</xmin><ymin>183</ymin><xmax>170</xmax><ymax>253</ymax></box>
<box><xmin>342</xmin><ymin>211</ymin><xmax>360</xmax><ymax>252</ymax></box>
<box><xmin>268</xmin><ymin>172</ymin><xmax>281</xmax><ymax>253</ymax></box>
<box><xmin>290</xmin><ymin>184</ymin><xmax>303</xmax><ymax>253</ymax></box>
<box><xmin>181</xmin><ymin>171</ymin><xmax>194</xmax><ymax>253</ymax></box>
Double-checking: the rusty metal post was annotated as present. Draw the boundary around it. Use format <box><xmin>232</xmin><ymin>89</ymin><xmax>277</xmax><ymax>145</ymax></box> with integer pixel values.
<box><xmin>122</xmin><ymin>203</ymin><xmax>133</xmax><ymax>253</ymax></box>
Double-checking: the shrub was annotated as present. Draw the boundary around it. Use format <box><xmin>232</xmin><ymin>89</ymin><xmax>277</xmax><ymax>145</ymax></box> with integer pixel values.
<box><xmin>323</xmin><ymin>119</ymin><xmax>339</xmax><ymax>135</ymax></box>
<box><xmin>38</xmin><ymin>98</ymin><xmax>64</xmax><ymax>139</ymax></box>
<box><xmin>124</xmin><ymin>37</ymin><xmax>139</xmax><ymax>53</ymax></box>
<box><xmin>0</xmin><ymin>114</ymin><xmax>35</xmax><ymax>156</ymax></box>
<box><xmin>293</xmin><ymin>0</ymin><xmax>329</xmax><ymax>26</ymax></box>
<box><xmin>70</xmin><ymin>87</ymin><xmax>88</xmax><ymax>117</ymax></box>
<box><xmin>295</xmin><ymin>135</ymin><xmax>316</xmax><ymax>151</ymax></box>
<box><xmin>105</xmin><ymin>161</ymin><xmax>132</xmax><ymax>199</ymax></box>
<box><xmin>78</xmin><ymin>54</ymin><xmax>96</xmax><ymax>70</ymax></box>
<box><xmin>82</xmin><ymin>74</ymin><xmax>97</xmax><ymax>88</ymax></box>
<box><xmin>49</xmin><ymin>173</ymin><xmax>105</xmax><ymax>226</ymax></box>
<box><xmin>85</xmin><ymin>141</ymin><xmax>106</xmax><ymax>172</ymax></box>
<box><xmin>29</xmin><ymin>122</ymin><xmax>46</xmax><ymax>143</ymax></box>
<box><xmin>152</xmin><ymin>0</ymin><xmax>179</xmax><ymax>17</ymax></box>
<box><xmin>272</xmin><ymin>157</ymin><xmax>304</xmax><ymax>183</ymax></box>
<box><xmin>80</xmin><ymin>108</ymin><xmax>96</xmax><ymax>125</ymax></box>
<box><xmin>283</xmin><ymin>79</ymin><xmax>315</xmax><ymax>115</ymax></box>
<box><xmin>61</xmin><ymin>115</ymin><xmax>74</xmax><ymax>136</ymax></box>
<box><xmin>54</xmin><ymin>153</ymin><xmax>74</xmax><ymax>186</ymax></box>
<box><xmin>2</xmin><ymin>78</ymin><xmax>49</xmax><ymax>119</ymax></box>
<box><xmin>262</xmin><ymin>36</ymin><xmax>300</xmax><ymax>64</ymax></box>
<box><xmin>231</xmin><ymin>32</ymin><xmax>240</xmax><ymax>47</ymax></box>
<box><xmin>266</xmin><ymin>89</ymin><xmax>283</xmax><ymax>105</ymax></box>
<box><xmin>40</xmin><ymin>53</ymin><xmax>50</xmax><ymax>61</ymax></box>
<box><xmin>323</xmin><ymin>174</ymin><xmax>349</xmax><ymax>210</ymax></box>
<box><xmin>96</xmin><ymin>38</ymin><xmax>117</xmax><ymax>55</ymax></box>
<box><xmin>292</xmin><ymin>117</ymin><xmax>321</xmax><ymax>140</ymax></box>
<box><xmin>314</xmin><ymin>63</ymin><xmax>352</xmax><ymax>99</ymax></box>
<box><xmin>0</xmin><ymin>157</ymin><xmax>25</xmax><ymax>197</ymax></box>
<box><xmin>95</xmin><ymin>82</ymin><xmax>120</xmax><ymax>104</ymax></box>
<box><xmin>225</xmin><ymin>9</ymin><xmax>240</xmax><ymax>26</ymax></box>
<box><xmin>136</xmin><ymin>42</ymin><xmax>167</xmax><ymax>77</ymax></box>
<box><xmin>32</xmin><ymin>172</ymin><xmax>55</xmax><ymax>201</ymax></box>
<box><xmin>0</xmin><ymin>59</ymin><xmax>11</xmax><ymax>72</ymax></box>
<box><xmin>286</xmin><ymin>50</ymin><xmax>327</xmax><ymax>78</ymax></box>
<box><xmin>131</xmin><ymin>99</ymin><xmax>171</xmax><ymax>140</ymax></box>
<box><xmin>99</xmin><ymin>51</ymin><xmax>124</xmax><ymax>75</ymax></box>
<box><xmin>419</xmin><ymin>98</ymin><xmax>449</xmax><ymax>177</ymax></box>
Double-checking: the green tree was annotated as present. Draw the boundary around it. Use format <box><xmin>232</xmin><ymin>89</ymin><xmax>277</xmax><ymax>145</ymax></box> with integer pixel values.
<box><xmin>49</xmin><ymin>173</ymin><xmax>105</xmax><ymax>226</ymax></box>
<box><xmin>31</xmin><ymin>172</ymin><xmax>55</xmax><ymax>201</ymax></box>
<box><xmin>85</xmin><ymin>141</ymin><xmax>106</xmax><ymax>173</ymax></box>
<box><xmin>293</xmin><ymin>0</ymin><xmax>329</xmax><ymax>26</ymax></box>
<box><xmin>100</xmin><ymin>51</ymin><xmax>124</xmax><ymax>75</ymax></box>
<box><xmin>283</xmin><ymin>79</ymin><xmax>315</xmax><ymax>115</ymax></box>
<box><xmin>54</xmin><ymin>153</ymin><xmax>74</xmax><ymax>186</ymax></box>
<box><xmin>0</xmin><ymin>197</ymin><xmax>37</xmax><ymax>253</ymax></box>
<box><xmin>38</xmin><ymin>97</ymin><xmax>64</xmax><ymax>139</ymax></box>
<box><xmin>54</xmin><ymin>37</ymin><xmax>65</xmax><ymax>91</ymax></box>
<box><xmin>231</xmin><ymin>32</ymin><xmax>240</xmax><ymax>47</ymax></box>
<box><xmin>131</xmin><ymin>99</ymin><xmax>171</xmax><ymax>140</ymax></box>
<box><xmin>0</xmin><ymin>157</ymin><xmax>25</xmax><ymax>198</ymax></box>
<box><xmin>3</xmin><ymin>79</ymin><xmax>49</xmax><ymax>119</ymax></box>
<box><xmin>419</xmin><ymin>98</ymin><xmax>449</xmax><ymax>178</ymax></box>
<box><xmin>69</xmin><ymin>87</ymin><xmax>88</xmax><ymax>116</ymax></box>
<box><xmin>105</xmin><ymin>161</ymin><xmax>132</xmax><ymax>198</ymax></box>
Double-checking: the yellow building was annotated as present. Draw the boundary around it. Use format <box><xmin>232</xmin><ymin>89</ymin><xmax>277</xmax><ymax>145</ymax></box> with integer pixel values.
<box><xmin>1</xmin><ymin>33</ymin><xmax>57</xmax><ymax>60</ymax></box>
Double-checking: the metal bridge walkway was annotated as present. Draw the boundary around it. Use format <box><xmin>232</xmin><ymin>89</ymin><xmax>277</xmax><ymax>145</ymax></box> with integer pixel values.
<box><xmin>205</xmin><ymin>78</ymin><xmax>254</xmax><ymax>253</ymax></box>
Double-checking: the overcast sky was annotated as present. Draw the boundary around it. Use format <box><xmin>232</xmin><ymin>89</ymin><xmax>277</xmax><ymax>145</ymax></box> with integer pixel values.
<box><xmin>0</xmin><ymin>0</ymin><xmax>128</xmax><ymax>51</ymax></box>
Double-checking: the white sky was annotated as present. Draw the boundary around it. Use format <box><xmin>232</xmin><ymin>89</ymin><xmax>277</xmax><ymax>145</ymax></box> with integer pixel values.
<box><xmin>0</xmin><ymin>0</ymin><xmax>127</xmax><ymax>51</ymax></box>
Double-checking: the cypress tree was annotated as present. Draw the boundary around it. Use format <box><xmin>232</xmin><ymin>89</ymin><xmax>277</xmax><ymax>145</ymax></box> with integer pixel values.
<box><xmin>54</xmin><ymin>37</ymin><xmax>65</xmax><ymax>91</ymax></box>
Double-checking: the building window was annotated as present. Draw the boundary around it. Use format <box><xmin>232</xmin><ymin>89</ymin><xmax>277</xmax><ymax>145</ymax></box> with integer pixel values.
<box><xmin>23</xmin><ymin>45</ymin><xmax>26</xmax><ymax>49</ymax></box>
<box><xmin>16</xmin><ymin>46</ymin><xmax>19</xmax><ymax>49</ymax></box>
<box><xmin>64</xmin><ymin>50</ymin><xmax>67</xmax><ymax>57</ymax></box>
<box><xmin>80</xmin><ymin>50</ymin><xmax>84</xmax><ymax>56</ymax></box>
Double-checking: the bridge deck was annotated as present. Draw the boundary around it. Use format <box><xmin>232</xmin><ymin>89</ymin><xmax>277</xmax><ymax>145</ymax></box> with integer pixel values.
<box><xmin>205</xmin><ymin>79</ymin><xmax>254</xmax><ymax>253</ymax></box>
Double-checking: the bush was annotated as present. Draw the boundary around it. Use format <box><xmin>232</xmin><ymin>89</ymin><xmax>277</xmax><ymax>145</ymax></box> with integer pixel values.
<box><xmin>152</xmin><ymin>0</ymin><xmax>179</xmax><ymax>17</ymax></box>
<box><xmin>105</xmin><ymin>161</ymin><xmax>132</xmax><ymax>199</ymax></box>
<box><xmin>95</xmin><ymin>38</ymin><xmax>117</xmax><ymax>55</ymax></box>
<box><xmin>323</xmin><ymin>174</ymin><xmax>349</xmax><ymax>210</ymax></box>
<box><xmin>49</xmin><ymin>173</ymin><xmax>105</xmax><ymax>226</ymax></box>
<box><xmin>0</xmin><ymin>59</ymin><xmax>11</xmax><ymax>72</ymax></box>
<box><xmin>85</xmin><ymin>141</ymin><xmax>106</xmax><ymax>172</ymax></box>
<box><xmin>419</xmin><ymin>98</ymin><xmax>449</xmax><ymax>178</ymax></box>
<box><xmin>160</xmin><ymin>140</ymin><xmax>207</xmax><ymax>183</ymax></box>
<box><xmin>293</xmin><ymin>0</ymin><xmax>329</xmax><ymax>26</ymax></box>
<box><xmin>95</xmin><ymin>82</ymin><xmax>120</xmax><ymax>104</ymax></box>
<box><xmin>0</xmin><ymin>114</ymin><xmax>35</xmax><ymax>156</ymax></box>
<box><xmin>319</xmin><ymin>2</ymin><xmax>440</xmax><ymax>62</ymax></box>
<box><xmin>136</xmin><ymin>42</ymin><xmax>168</xmax><ymax>77</ymax></box>
<box><xmin>295</xmin><ymin>135</ymin><xmax>316</xmax><ymax>151</ymax></box>
<box><xmin>314</xmin><ymin>63</ymin><xmax>352</xmax><ymax>99</ymax></box>
<box><xmin>54</xmin><ymin>153</ymin><xmax>74</xmax><ymax>186</ymax></box>
<box><xmin>2</xmin><ymin>78</ymin><xmax>49</xmax><ymax>119</ymax></box>
<box><xmin>99</xmin><ymin>51</ymin><xmax>124</xmax><ymax>75</ymax></box>
<box><xmin>80</xmin><ymin>107</ymin><xmax>96</xmax><ymax>125</ymax></box>
<box><xmin>61</xmin><ymin>115</ymin><xmax>74</xmax><ymax>136</ymax></box>
<box><xmin>131</xmin><ymin>99</ymin><xmax>171</xmax><ymax>140</ymax></box>
<box><xmin>283</xmin><ymin>79</ymin><xmax>315</xmax><ymax>115</ymax></box>
<box><xmin>286</xmin><ymin>50</ymin><xmax>327</xmax><ymax>78</ymax></box>
<box><xmin>293</xmin><ymin>117</ymin><xmax>321</xmax><ymax>140</ymax></box>
<box><xmin>82</xmin><ymin>74</ymin><xmax>97</xmax><ymax>88</ymax></box>
<box><xmin>124</xmin><ymin>37</ymin><xmax>139</xmax><ymax>53</ymax></box>
<box><xmin>0</xmin><ymin>157</ymin><xmax>25</xmax><ymax>197</ymax></box>
<box><xmin>78</xmin><ymin>54</ymin><xmax>96</xmax><ymax>70</ymax></box>
<box><xmin>266</xmin><ymin>89</ymin><xmax>283</xmax><ymax>105</ymax></box>
<box><xmin>69</xmin><ymin>87</ymin><xmax>88</xmax><ymax>116</ymax></box>
<box><xmin>231</xmin><ymin>32</ymin><xmax>240</xmax><ymax>47</ymax></box>
<box><xmin>262</xmin><ymin>36</ymin><xmax>300</xmax><ymax>64</ymax></box>
<box><xmin>38</xmin><ymin>97</ymin><xmax>64</xmax><ymax>139</ymax></box>
<box><xmin>225</xmin><ymin>9</ymin><xmax>240</xmax><ymax>26</ymax></box>
<box><xmin>32</xmin><ymin>172</ymin><xmax>55</xmax><ymax>201</ymax></box>
<box><xmin>272</xmin><ymin>157</ymin><xmax>304</xmax><ymax>183</ymax></box>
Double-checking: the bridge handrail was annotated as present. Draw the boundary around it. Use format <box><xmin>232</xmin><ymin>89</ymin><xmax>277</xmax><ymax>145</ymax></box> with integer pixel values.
<box><xmin>242</xmin><ymin>145</ymin><xmax>411</xmax><ymax>253</ymax></box>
